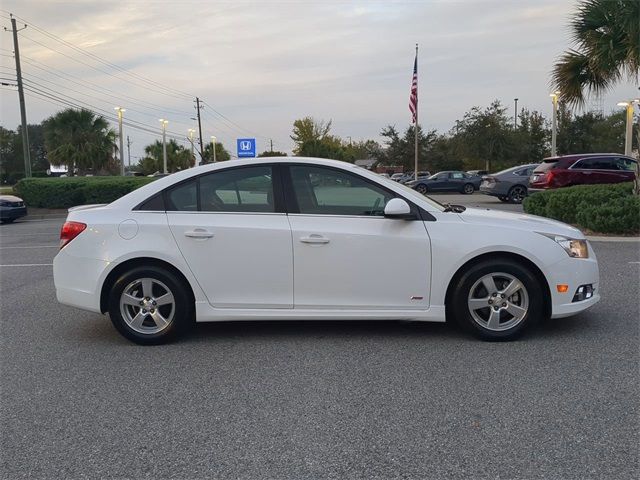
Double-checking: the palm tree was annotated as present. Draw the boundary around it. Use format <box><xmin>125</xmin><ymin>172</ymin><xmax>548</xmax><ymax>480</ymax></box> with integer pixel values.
<box><xmin>43</xmin><ymin>109</ymin><xmax>116</xmax><ymax>175</ymax></box>
<box><xmin>139</xmin><ymin>139</ymin><xmax>191</xmax><ymax>175</ymax></box>
<box><xmin>552</xmin><ymin>0</ymin><xmax>639</xmax><ymax>105</ymax></box>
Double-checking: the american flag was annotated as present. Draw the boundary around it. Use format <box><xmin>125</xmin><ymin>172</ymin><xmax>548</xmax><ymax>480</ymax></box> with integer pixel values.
<box><xmin>409</xmin><ymin>54</ymin><xmax>418</xmax><ymax>124</ymax></box>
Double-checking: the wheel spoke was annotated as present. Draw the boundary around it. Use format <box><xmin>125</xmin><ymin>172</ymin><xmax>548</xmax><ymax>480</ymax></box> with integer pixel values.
<box><xmin>150</xmin><ymin>310</ymin><xmax>169</xmax><ymax>328</ymax></box>
<box><xmin>486</xmin><ymin>309</ymin><xmax>501</xmax><ymax>329</ymax></box>
<box><xmin>141</xmin><ymin>278</ymin><xmax>153</xmax><ymax>298</ymax></box>
<box><xmin>155</xmin><ymin>292</ymin><xmax>174</xmax><ymax>307</ymax></box>
<box><xmin>502</xmin><ymin>278</ymin><xmax>523</xmax><ymax>298</ymax></box>
<box><xmin>122</xmin><ymin>293</ymin><xmax>141</xmax><ymax>306</ymax></box>
<box><xmin>129</xmin><ymin>311</ymin><xmax>146</xmax><ymax>330</ymax></box>
<box><xmin>505</xmin><ymin>303</ymin><xmax>527</xmax><ymax>320</ymax></box>
<box><xmin>468</xmin><ymin>297</ymin><xmax>489</xmax><ymax>311</ymax></box>
<box><xmin>481</xmin><ymin>275</ymin><xmax>498</xmax><ymax>295</ymax></box>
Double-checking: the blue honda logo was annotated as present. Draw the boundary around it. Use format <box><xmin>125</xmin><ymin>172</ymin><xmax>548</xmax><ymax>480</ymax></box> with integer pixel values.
<box><xmin>236</xmin><ymin>138</ymin><xmax>256</xmax><ymax>158</ymax></box>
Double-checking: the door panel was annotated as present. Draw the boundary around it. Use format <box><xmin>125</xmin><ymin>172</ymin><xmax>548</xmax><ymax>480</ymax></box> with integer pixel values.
<box><xmin>288</xmin><ymin>215</ymin><xmax>431</xmax><ymax>309</ymax></box>
<box><xmin>168</xmin><ymin>213</ymin><xmax>293</xmax><ymax>308</ymax></box>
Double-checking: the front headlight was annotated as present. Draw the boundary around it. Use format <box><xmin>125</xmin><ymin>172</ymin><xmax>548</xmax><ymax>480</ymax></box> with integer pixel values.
<box><xmin>540</xmin><ymin>233</ymin><xmax>589</xmax><ymax>258</ymax></box>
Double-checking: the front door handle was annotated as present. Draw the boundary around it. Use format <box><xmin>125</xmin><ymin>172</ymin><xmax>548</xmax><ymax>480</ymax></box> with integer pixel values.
<box><xmin>184</xmin><ymin>228</ymin><xmax>214</xmax><ymax>239</ymax></box>
<box><xmin>300</xmin><ymin>234</ymin><xmax>330</xmax><ymax>244</ymax></box>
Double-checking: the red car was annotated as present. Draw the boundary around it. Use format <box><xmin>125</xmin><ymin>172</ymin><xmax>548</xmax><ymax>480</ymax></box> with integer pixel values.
<box><xmin>529</xmin><ymin>153</ymin><xmax>637</xmax><ymax>191</ymax></box>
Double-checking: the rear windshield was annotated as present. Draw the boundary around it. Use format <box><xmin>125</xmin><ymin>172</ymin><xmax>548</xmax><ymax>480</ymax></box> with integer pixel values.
<box><xmin>534</xmin><ymin>160</ymin><xmax>558</xmax><ymax>172</ymax></box>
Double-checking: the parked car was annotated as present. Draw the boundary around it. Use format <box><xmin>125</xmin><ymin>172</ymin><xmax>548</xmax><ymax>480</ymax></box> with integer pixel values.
<box><xmin>0</xmin><ymin>195</ymin><xmax>27</xmax><ymax>224</ymax></box>
<box><xmin>467</xmin><ymin>170</ymin><xmax>489</xmax><ymax>177</ymax></box>
<box><xmin>407</xmin><ymin>171</ymin><xmax>481</xmax><ymax>194</ymax></box>
<box><xmin>390</xmin><ymin>173</ymin><xmax>405</xmax><ymax>182</ymax></box>
<box><xmin>529</xmin><ymin>154</ymin><xmax>637</xmax><ymax>191</ymax></box>
<box><xmin>53</xmin><ymin>157</ymin><xmax>599</xmax><ymax>345</ymax></box>
<box><xmin>480</xmin><ymin>164</ymin><xmax>539</xmax><ymax>203</ymax></box>
<box><xmin>398</xmin><ymin>171</ymin><xmax>431</xmax><ymax>184</ymax></box>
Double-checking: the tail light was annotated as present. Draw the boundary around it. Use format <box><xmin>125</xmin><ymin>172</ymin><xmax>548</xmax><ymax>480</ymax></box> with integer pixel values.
<box><xmin>60</xmin><ymin>221</ymin><xmax>87</xmax><ymax>249</ymax></box>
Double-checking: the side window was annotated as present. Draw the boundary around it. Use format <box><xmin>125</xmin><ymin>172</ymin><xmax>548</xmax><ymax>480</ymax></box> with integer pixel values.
<box><xmin>199</xmin><ymin>166</ymin><xmax>274</xmax><ymax>213</ymax></box>
<box><xmin>166</xmin><ymin>180</ymin><xmax>197</xmax><ymax>211</ymax></box>
<box><xmin>615</xmin><ymin>157</ymin><xmax>637</xmax><ymax>171</ymax></box>
<box><xmin>573</xmin><ymin>158</ymin><xmax>596</xmax><ymax>169</ymax></box>
<box><xmin>451</xmin><ymin>172</ymin><xmax>464</xmax><ymax>179</ymax></box>
<box><xmin>290</xmin><ymin>165</ymin><xmax>393</xmax><ymax>216</ymax></box>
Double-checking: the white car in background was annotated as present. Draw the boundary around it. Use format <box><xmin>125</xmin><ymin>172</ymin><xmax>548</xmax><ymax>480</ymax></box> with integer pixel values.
<box><xmin>53</xmin><ymin>157</ymin><xmax>599</xmax><ymax>344</ymax></box>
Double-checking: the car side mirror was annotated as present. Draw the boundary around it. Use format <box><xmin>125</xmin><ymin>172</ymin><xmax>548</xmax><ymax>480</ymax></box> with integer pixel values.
<box><xmin>384</xmin><ymin>198</ymin><xmax>416</xmax><ymax>220</ymax></box>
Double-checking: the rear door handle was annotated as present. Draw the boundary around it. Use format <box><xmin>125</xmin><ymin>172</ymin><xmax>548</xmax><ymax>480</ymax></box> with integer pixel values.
<box><xmin>184</xmin><ymin>228</ymin><xmax>214</xmax><ymax>239</ymax></box>
<box><xmin>300</xmin><ymin>234</ymin><xmax>330</xmax><ymax>244</ymax></box>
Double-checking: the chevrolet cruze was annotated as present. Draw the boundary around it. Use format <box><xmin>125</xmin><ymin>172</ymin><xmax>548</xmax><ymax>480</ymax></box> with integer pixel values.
<box><xmin>53</xmin><ymin>157</ymin><xmax>600</xmax><ymax>344</ymax></box>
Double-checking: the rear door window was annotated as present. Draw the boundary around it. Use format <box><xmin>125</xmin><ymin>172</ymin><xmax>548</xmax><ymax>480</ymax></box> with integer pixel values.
<box><xmin>534</xmin><ymin>161</ymin><xmax>557</xmax><ymax>173</ymax></box>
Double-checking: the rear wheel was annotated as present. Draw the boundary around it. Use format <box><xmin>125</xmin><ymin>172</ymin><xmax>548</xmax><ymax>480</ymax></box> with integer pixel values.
<box><xmin>108</xmin><ymin>266</ymin><xmax>193</xmax><ymax>345</ymax></box>
<box><xmin>462</xmin><ymin>183</ymin><xmax>474</xmax><ymax>194</ymax></box>
<box><xmin>449</xmin><ymin>259</ymin><xmax>544</xmax><ymax>341</ymax></box>
<box><xmin>415</xmin><ymin>183</ymin><xmax>428</xmax><ymax>194</ymax></box>
<box><xmin>508</xmin><ymin>185</ymin><xmax>527</xmax><ymax>203</ymax></box>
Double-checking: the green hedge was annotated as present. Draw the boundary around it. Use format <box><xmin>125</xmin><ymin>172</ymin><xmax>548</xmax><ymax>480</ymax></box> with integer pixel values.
<box><xmin>523</xmin><ymin>182</ymin><xmax>639</xmax><ymax>234</ymax></box>
<box><xmin>14</xmin><ymin>177</ymin><xmax>156</xmax><ymax>209</ymax></box>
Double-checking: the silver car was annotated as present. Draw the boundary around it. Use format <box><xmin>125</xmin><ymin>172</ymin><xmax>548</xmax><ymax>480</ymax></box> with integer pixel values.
<box><xmin>479</xmin><ymin>164</ymin><xmax>539</xmax><ymax>203</ymax></box>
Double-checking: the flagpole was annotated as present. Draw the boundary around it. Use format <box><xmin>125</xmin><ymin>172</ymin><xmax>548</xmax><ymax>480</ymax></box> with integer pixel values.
<box><xmin>414</xmin><ymin>43</ymin><xmax>419</xmax><ymax>181</ymax></box>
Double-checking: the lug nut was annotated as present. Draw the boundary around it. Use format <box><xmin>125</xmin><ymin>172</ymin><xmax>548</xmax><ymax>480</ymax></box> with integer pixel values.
<box><xmin>501</xmin><ymin>294</ymin><xmax>506</xmax><ymax>298</ymax></box>
<box><xmin>150</xmin><ymin>309</ymin><xmax>155</xmax><ymax>313</ymax></box>
<box><xmin>493</xmin><ymin>306</ymin><xmax>499</xmax><ymax>311</ymax></box>
<box><xmin>488</xmin><ymin>300</ymin><xmax>493</xmax><ymax>305</ymax></box>
<box><xmin>142</xmin><ymin>309</ymin><xmax>147</xmax><ymax>314</ymax></box>
<box><xmin>502</xmin><ymin>303</ymin><xmax>507</xmax><ymax>307</ymax></box>
<box><xmin>139</xmin><ymin>300</ymin><xmax>144</xmax><ymax>306</ymax></box>
<box><xmin>152</xmin><ymin>301</ymin><xmax>157</xmax><ymax>306</ymax></box>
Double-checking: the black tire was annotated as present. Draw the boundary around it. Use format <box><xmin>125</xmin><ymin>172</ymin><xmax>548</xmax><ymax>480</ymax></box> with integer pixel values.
<box><xmin>414</xmin><ymin>183</ymin><xmax>428</xmax><ymax>194</ymax></box>
<box><xmin>508</xmin><ymin>185</ymin><xmax>527</xmax><ymax>204</ymax></box>
<box><xmin>108</xmin><ymin>265</ymin><xmax>193</xmax><ymax>345</ymax></box>
<box><xmin>462</xmin><ymin>183</ymin><xmax>474</xmax><ymax>195</ymax></box>
<box><xmin>449</xmin><ymin>258</ymin><xmax>544</xmax><ymax>341</ymax></box>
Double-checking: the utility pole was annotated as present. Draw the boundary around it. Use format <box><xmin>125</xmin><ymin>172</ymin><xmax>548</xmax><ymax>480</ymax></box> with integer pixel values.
<box><xmin>195</xmin><ymin>97</ymin><xmax>205</xmax><ymax>165</ymax></box>
<box><xmin>550</xmin><ymin>91</ymin><xmax>560</xmax><ymax>156</ymax></box>
<box><xmin>188</xmin><ymin>129</ymin><xmax>195</xmax><ymax>167</ymax></box>
<box><xmin>514</xmin><ymin>98</ymin><xmax>518</xmax><ymax>128</ymax></box>
<box><xmin>126</xmin><ymin>136</ymin><xmax>132</xmax><ymax>168</ymax></box>
<box><xmin>7</xmin><ymin>15</ymin><xmax>31</xmax><ymax>178</ymax></box>
<box><xmin>114</xmin><ymin>107</ymin><xmax>125</xmax><ymax>175</ymax></box>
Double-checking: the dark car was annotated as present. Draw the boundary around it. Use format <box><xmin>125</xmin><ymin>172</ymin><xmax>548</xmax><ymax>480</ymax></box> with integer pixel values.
<box><xmin>480</xmin><ymin>163</ymin><xmax>539</xmax><ymax>203</ymax></box>
<box><xmin>407</xmin><ymin>171</ymin><xmax>481</xmax><ymax>195</ymax></box>
<box><xmin>529</xmin><ymin>153</ymin><xmax>637</xmax><ymax>191</ymax></box>
<box><xmin>0</xmin><ymin>195</ymin><xmax>27</xmax><ymax>224</ymax></box>
<box><xmin>467</xmin><ymin>170</ymin><xmax>489</xmax><ymax>177</ymax></box>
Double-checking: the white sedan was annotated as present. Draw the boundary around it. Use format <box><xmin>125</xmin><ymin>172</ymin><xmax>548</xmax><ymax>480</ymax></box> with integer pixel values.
<box><xmin>53</xmin><ymin>157</ymin><xmax>599</xmax><ymax>344</ymax></box>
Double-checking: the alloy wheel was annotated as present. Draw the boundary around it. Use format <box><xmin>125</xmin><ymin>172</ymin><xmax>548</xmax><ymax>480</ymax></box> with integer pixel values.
<box><xmin>119</xmin><ymin>277</ymin><xmax>175</xmax><ymax>334</ymax></box>
<box><xmin>509</xmin><ymin>186</ymin><xmax>526</xmax><ymax>203</ymax></box>
<box><xmin>467</xmin><ymin>272</ymin><xmax>529</xmax><ymax>331</ymax></box>
<box><xmin>463</xmin><ymin>184</ymin><xmax>474</xmax><ymax>194</ymax></box>
<box><xmin>415</xmin><ymin>184</ymin><xmax>428</xmax><ymax>194</ymax></box>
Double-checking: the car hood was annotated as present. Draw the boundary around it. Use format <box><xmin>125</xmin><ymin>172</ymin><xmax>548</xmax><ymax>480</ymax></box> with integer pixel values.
<box><xmin>458</xmin><ymin>207</ymin><xmax>584</xmax><ymax>238</ymax></box>
<box><xmin>0</xmin><ymin>195</ymin><xmax>23</xmax><ymax>202</ymax></box>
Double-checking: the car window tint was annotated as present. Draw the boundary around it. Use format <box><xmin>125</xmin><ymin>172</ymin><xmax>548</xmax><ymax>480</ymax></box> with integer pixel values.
<box><xmin>290</xmin><ymin>165</ymin><xmax>393</xmax><ymax>216</ymax></box>
<box><xmin>451</xmin><ymin>172</ymin><xmax>464</xmax><ymax>179</ymax></box>
<box><xmin>575</xmin><ymin>157</ymin><xmax>615</xmax><ymax>170</ymax></box>
<box><xmin>616</xmin><ymin>157</ymin><xmax>637</xmax><ymax>171</ymax></box>
<box><xmin>166</xmin><ymin>180</ymin><xmax>197</xmax><ymax>211</ymax></box>
<box><xmin>199</xmin><ymin>166</ymin><xmax>274</xmax><ymax>213</ymax></box>
<box><xmin>138</xmin><ymin>193</ymin><xmax>165</xmax><ymax>211</ymax></box>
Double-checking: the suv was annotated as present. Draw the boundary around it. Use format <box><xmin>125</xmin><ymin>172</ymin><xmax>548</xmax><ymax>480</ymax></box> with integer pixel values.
<box><xmin>529</xmin><ymin>153</ymin><xmax>637</xmax><ymax>191</ymax></box>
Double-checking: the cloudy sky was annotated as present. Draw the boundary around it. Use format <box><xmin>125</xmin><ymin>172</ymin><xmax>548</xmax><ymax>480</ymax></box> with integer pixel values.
<box><xmin>0</xmin><ymin>0</ymin><xmax>636</xmax><ymax>162</ymax></box>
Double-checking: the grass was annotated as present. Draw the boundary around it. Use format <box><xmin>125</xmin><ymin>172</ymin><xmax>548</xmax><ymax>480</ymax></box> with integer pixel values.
<box><xmin>0</xmin><ymin>186</ymin><xmax>14</xmax><ymax>195</ymax></box>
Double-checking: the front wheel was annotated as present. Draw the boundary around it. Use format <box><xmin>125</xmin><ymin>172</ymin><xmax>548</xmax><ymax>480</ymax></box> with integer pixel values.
<box><xmin>108</xmin><ymin>266</ymin><xmax>193</xmax><ymax>345</ymax></box>
<box><xmin>462</xmin><ymin>183</ymin><xmax>474</xmax><ymax>194</ymax></box>
<box><xmin>414</xmin><ymin>183</ymin><xmax>428</xmax><ymax>194</ymax></box>
<box><xmin>508</xmin><ymin>185</ymin><xmax>527</xmax><ymax>203</ymax></box>
<box><xmin>449</xmin><ymin>259</ymin><xmax>544</xmax><ymax>340</ymax></box>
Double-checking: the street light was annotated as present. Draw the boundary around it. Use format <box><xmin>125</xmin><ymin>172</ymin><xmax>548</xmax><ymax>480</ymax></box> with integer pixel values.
<box><xmin>114</xmin><ymin>107</ymin><xmax>126</xmax><ymax>175</ymax></box>
<box><xmin>549</xmin><ymin>91</ymin><xmax>561</xmax><ymax>156</ymax></box>
<box><xmin>188</xmin><ymin>129</ymin><xmax>196</xmax><ymax>167</ymax></box>
<box><xmin>210</xmin><ymin>135</ymin><xmax>217</xmax><ymax>163</ymax></box>
<box><xmin>159</xmin><ymin>119</ymin><xmax>169</xmax><ymax>174</ymax></box>
<box><xmin>617</xmin><ymin>99</ymin><xmax>639</xmax><ymax>156</ymax></box>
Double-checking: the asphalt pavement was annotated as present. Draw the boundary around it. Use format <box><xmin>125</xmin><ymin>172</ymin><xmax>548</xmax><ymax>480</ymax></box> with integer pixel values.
<box><xmin>1</xmin><ymin>198</ymin><xmax>639</xmax><ymax>479</ymax></box>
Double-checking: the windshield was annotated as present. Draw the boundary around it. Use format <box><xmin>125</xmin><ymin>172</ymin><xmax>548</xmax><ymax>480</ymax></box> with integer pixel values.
<box><xmin>493</xmin><ymin>166</ymin><xmax>522</xmax><ymax>176</ymax></box>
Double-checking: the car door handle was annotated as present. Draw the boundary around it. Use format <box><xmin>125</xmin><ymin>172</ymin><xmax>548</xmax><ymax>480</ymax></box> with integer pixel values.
<box><xmin>184</xmin><ymin>228</ymin><xmax>214</xmax><ymax>239</ymax></box>
<box><xmin>300</xmin><ymin>234</ymin><xmax>330</xmax><ymax>244</ymax></box>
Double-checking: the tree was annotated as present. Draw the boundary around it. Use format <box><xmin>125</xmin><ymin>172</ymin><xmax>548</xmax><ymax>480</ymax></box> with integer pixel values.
<box><xmin>290</xmin><ymin>117</ymin><xmax>332</xmax><ymax>154</ymax></box>
<box><xmin>42</xmin><ymin>108</ymin><xmax>116</xmax><ymax>175</ymax></box>
<box><xmin>557</xmin><ymin>108</ymin><xmax>631</xmax><ymax>155</ymax></box>
<box><xmin>138</xmin><ymin>139</ymin><xmax>191</xmax><ymax>175</ymax></box>
<box><xmin>513</xmin><ymin>109</ymin><xmax>550</xmax><ymax>163</ymax></box>
<box><xmin>379</xmin><ymin>124</ymin><xmax>436</xmax><ymax>172</ymax></box>
<box><xmin>258</xmin><ymin>151</ymin><xmax>288</xmax><ymax>157</ymax></box>
<box><xmin>551</xmin><ymin>0</ymin><xmax>639</xmax><ymax>106</ymax></box>
<box><xmin>202</xmin><ymin>141</ymin><xmax>231</xmax><ymax>163</ymax></box>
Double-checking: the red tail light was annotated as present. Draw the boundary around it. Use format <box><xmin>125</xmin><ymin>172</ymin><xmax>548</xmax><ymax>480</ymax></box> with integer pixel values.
<box><xmin>546</xmin><ymin>171</ymin><xmax>555</xmax><ymax>186</ymax></box>
<box><xmin>60</xmin><ymin>221</ymin><xmax>87</xmax><ymax>249</ymax></box>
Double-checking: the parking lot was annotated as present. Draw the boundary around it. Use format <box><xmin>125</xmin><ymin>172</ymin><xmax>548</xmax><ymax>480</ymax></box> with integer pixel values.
<box><xmin>1</xmin><ymin>194</ymin><xmax>639</xmax><ymax>479</ymax></box>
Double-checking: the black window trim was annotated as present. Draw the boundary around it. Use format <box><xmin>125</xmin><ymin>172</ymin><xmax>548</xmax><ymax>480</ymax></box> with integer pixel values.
<box><xmin>133</xmin><ymin>163</ymin><xmax>286</xmax><ymax>214</ymax></box>
<box><xmin>280</xmin><ymin>163</ymin><xmax>435</xmax><ymax>221</ymax></box>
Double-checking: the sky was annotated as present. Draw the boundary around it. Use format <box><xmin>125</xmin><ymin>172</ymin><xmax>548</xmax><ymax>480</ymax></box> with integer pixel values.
<box><xmin>0</xmin><ymin>0</ymin><xmax>637</xmax><ymax>163</ymax></box>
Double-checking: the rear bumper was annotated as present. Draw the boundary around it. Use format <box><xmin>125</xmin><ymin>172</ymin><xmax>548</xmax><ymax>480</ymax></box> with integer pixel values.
<box><xmin>53</xmin><ymin>250</ymin><xmax>108</xmax><ymax>313</ymax></box>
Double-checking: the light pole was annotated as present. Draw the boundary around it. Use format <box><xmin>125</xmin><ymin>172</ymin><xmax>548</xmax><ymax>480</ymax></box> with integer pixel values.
<box><xmin>617</xmin><ymin>99</ymin><xmax>639</xmax><ymax>156</ymax></box>
<box><xmin>549</xmin><ymin>91</ymin><xmax>560</xmax><ymax>156</ymax></box>
<box><xmin>514</xmin><ymin>98</ymin><xmax>518</xmax><ymax>128</ymax></box>
<box><xmin>188</xmin><ymin>129</ymin><xmax>196</xmax><ymax>167</ymax></box>
<box><xmin>210</xmin><ymin>136</ymin><xmax>217</xmax><ymax>163</ymax></box>
<box><xmin>159</xmin><ymin>119</ymin><xmax>168</xmax><ymax>173</ymax></box>
<box><xmin>114</xmin><ymin>107</ymin><xmax>126</xmax><ymax>175</ymax></box>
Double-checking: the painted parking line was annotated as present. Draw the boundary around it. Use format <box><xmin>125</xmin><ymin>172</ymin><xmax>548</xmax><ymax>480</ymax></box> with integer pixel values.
<box><xmin>629</xmin><ymin>261</ymin><xmax>640</xmax><ymax>265</ymax></box>
<box><xmin>0</xmin><ymin>263</ymin><xmax>53</xmax><ymax>267</ymax></box>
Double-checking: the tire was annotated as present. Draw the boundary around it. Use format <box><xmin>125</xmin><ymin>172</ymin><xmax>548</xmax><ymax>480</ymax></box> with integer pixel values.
<box><xmin>449</xmin><ymin>258</ymin><xmax>544</xmax><ymax>341</ymax></box>
<box><xmin>108</xmin><ymin>265</ymin><xmax>193</xmax><ymax>345</ymax></box>
<box><xmin>508</xmin><ymin>185</ymin><xmax>527</xmax><ymax>204</ymax></box>
<box><xmin>414</xmin><ymin>183</ymin><xmax>428</xmax><ymax>194</ymax></box>
<box><xmin>462</xmin><ymin>183</ymin><xmax>474</xmax><ymax>195</ymax></box>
